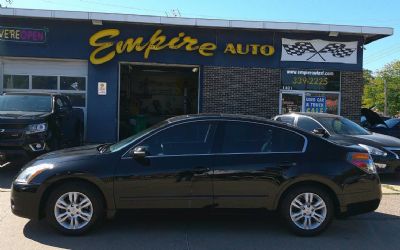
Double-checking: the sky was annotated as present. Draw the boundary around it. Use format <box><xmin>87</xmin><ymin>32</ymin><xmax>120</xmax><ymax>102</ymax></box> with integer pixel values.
<box><xmin>2</xmin><ymin>0</ymin><xmax>400</xmax><ymax>72</ymax></box>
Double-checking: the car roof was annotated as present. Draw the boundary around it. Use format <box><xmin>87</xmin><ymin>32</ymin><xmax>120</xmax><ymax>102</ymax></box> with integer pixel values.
<box><xmin>2</xmin><ymin>92</ymin><xmax>57</xmax><ymax>97</ymax></box>
<box><xmin>276</xmin><ymin>112</ymin><xmax>341</xmax><ymax>119</ymax></box>
<box><xmin>166</xmin><ymin>113</ymin><xmax>305</xmax><ymax>131</ymax></box>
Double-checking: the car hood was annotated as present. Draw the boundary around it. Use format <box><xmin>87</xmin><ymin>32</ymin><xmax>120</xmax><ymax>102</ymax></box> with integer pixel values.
<box><xmin>35</xmin><ymin>144</ymin><xmax>102</xmax><ymax>162</ymax></box>
<box><xmin>328</xmin><ymin>132</ymin><xmax>400</xmax><ymax>148</ymax></box>
<box><xmin>0</xmin><ymin>111</ymin><xmax>51</xmax><ymax>124</ymax></box>
<box><xmin>361</xmin><ymin>108</ymin><xmax>386</xmax><ymax>127</ymax></box>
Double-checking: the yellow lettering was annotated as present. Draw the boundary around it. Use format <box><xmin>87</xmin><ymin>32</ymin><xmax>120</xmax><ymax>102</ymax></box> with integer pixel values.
<box><xmin>183</xmin><ymin>37</ymin><xmax>199</xmax><ymax>51</ymax></box>
<box><xmin>89</xmin><ymin>29</ymin><xmax>120</xmax><ymax>65</ymax></box>
<box><xmin>260</xmin><ymin>45</ymin><xmax>275</xmax><ymax>56</ymax></box>
<box><xmin>168</xmin><ymin>32</ymin><xmax>186</xmax><ymax>49</ymax></box>
<box><xmin>9</xmin><ymin>30</ymin><xmax>15</xmax><ymax>39</ymax></box>
<box><xmin>224</xmin><ymin>43</ymin><xmax>236</xmax><ymax>55</ymax></box>
<box><xmin>116</xmin><ymin>37</ymin><xmax>148</xmax><ymax>54</ymax></box>
<box><xmin>15</xmin><ymin>30</ymin><xmax>20</xmax><ymax>40</ymax></box>
<box><xmin>144</xmin><ymin>29</ymin><xmax>169</xmax><ymax>59</ymax></box>
<box><xmin>250</xmin><ymin>44</ymin><xmax>260</xmax><ymax>55</ymax></box>
<box><xmin>4</xmin><ymin>29</ymin><xmax>9</xmax><ymax>39</ymax></box>
<box><xmin>199</xmin><ymin>42</ymin><xmax>217</xmax><ymax>56</ymax></box>
<box><xmin>236</xmin><ymin>44</ymin><xmax>249</xmax><ymax>55</ymax></box>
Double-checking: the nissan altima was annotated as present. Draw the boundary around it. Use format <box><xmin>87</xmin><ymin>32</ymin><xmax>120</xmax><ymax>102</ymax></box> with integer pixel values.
<box><xmin>11</xmin><ymin>114</ymin><xmax>381</xmax><ymax>236</ymax></box>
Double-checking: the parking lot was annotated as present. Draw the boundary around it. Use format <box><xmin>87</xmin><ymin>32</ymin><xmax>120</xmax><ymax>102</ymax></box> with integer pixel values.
<box><xmin>0</xmin><ymin>167</ymin><xmax>399</xmax><ymax>250</ymax></box>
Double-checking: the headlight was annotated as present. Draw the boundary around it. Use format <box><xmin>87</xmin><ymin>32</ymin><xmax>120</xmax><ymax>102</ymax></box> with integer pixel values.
<box><xmin>14</xmin><ymin>163</ymin><xmax>53</xmax><ymax>184</ymax></box>
<box><xmin>358</xmin><ymin>144</ymin><xmax>387</xmax><ymax>157</ymax></box>
<box><xmin>26</xmin><ymin>123</ymin><xmax>48</xmax><ymax>134</ymax></box>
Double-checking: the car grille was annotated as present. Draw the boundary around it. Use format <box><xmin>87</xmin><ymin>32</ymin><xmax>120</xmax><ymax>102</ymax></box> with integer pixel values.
<box><xmin>0</xmin><ymin>124</ymin><xmax>27</xmax><ymax>129</ymax></box>
<box><xmin>0</xmin><ymin>131</ymin><xmax>23</xmax><ymax>140</ymax></box>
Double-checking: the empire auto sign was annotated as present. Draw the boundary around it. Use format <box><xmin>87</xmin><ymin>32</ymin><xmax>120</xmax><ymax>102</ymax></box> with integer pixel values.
<box><xmin>89</xmin><ymin>29</ymin><xmax>275</xmax><ymax>64</ymax></box>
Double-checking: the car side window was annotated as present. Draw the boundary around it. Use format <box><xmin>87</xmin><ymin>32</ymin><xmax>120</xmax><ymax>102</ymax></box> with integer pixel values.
<box><xmin>139</xmin><ymin>122</ymin><xmax>215</xmax><ymax>156</ymax></box>
<box><xmin>276</xmin><ymin>116</ymin><xmax>295</xmax><ymax>125</ymax></box>
<box><xmin>297</xmin><ymin>117</ymin><xmax>323</xmax><ymax>132</ymax></box>
<box><xmin>219</xmin><ymin>122</ymin><xmax>305</xmax><ymax>153</ymax></box>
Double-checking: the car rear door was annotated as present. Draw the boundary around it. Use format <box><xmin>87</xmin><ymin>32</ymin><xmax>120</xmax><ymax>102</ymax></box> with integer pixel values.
<box><xmin>211</xmin><ymin>121</ymin><xmax>307</xmax><ymax>208</ymax></box>
<box><xmin>115</xmin><ymin>120</ymin><xmax>216</xmax><ymax>209</ymax></box>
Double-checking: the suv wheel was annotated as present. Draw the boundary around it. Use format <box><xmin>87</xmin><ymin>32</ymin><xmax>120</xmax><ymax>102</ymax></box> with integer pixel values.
<box><xmin>280</xmin><ymin>186</ymin><xmax>333</xmax><ymax>236</ymax></box>
<box><xmin>45</xmin><ymin>181</ymin><xmax>104</xmax><ymax>235</ymax></box>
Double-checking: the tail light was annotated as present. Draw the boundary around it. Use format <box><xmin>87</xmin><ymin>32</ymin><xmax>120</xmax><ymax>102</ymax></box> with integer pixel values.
<box><xmin>347</xmin><ymin>152</ymin><xmax>377</xmax><ymax>174</ymax></box>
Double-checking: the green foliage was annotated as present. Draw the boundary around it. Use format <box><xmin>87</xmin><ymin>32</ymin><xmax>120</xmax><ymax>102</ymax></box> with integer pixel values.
<box><xmin>363</xmin><ymin>61</ymin><xmax>400</xmax><ymax>116</ymax></box>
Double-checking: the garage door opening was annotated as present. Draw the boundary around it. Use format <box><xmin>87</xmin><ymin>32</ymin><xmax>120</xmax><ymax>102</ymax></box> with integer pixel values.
<box><xmin>119</xmin><ymin>64</ymin><xmax>199</xmax><ymax>140</ymax></box>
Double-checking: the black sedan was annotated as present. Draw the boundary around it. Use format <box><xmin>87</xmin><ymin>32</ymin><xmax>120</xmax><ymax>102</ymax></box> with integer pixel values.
<box><xmin>274</xmin><ymin>112</ymin><xmax>400</xmax><ymax>173</ymax></box>
<box><xmin>11</xmin><ymin>114</ymin><xmax>381</xmax><ymax>236</ymax></box>
<box><xmin>361</xmin><ymin>108</ymin><xmax>400</xmax><ymax>139</ymax></box>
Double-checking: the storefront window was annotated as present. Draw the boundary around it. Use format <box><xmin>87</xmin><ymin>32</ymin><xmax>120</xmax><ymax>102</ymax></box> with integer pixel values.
<box><xmin>64</xmin><ymin>93</ymin><xmax>86</xmax><ymax>107</ymax></box>
<box><xmin>32</xmin><ymin>76</ymin><xmax>57</xmax><ymax>89</ymax></box>
<box><xmin>60</xmin><ymin>76</ymin><xmax>86</xmax><ymax>91</ymax></box>
<box><xmin>306</xmin><ymin>93</ymin><xmax>339</xmax><ymax>114</ymax></box>
<box><xmin>3</xmin><ymin>75</ymin><xmax>29</xmax><ymax>89</ymax></box>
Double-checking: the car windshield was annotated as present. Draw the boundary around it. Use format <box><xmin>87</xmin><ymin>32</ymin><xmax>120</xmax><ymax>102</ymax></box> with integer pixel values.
<box><xmin>317</xmin><ymin>116</ymin><xmax>370</xmax><ymax>135</ymax></box>
<box><xmin>384</xmin><ymin>118</ymin><xmax>400</xmax><ymax>128</ymax></box>
<box><xmin>109</xmin><ymin>121</ymin><xmax>169</xmax><ymax>152</ymax></box>
<box><xmin>0</xmin><ymin>95</ymin><xmax>52</xmax><ymax>112</ymax></box>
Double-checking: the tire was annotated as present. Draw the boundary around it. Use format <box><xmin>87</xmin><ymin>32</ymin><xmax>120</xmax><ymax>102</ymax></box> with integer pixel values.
<box><xmin>45</xmin><ymin>181</ymin><xmax>105</xmax><ymax>235</ymax></box>
<box><xmin>280</xmin><ymin>185</ymin><xmax>334</xmax><ymax>237</ymax></box>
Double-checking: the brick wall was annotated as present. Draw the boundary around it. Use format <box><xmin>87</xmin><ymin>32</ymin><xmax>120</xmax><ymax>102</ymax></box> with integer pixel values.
<box><xmin>202</xmin><ymin>66</ymin><xmax>281</xmax><ymax>118</ymax></box>
<box><xmin>201</xmin><ymin>66</ymin><xmax>363</xmax><ymax>122</ymax></box>
<box><xmin>340</xmin><ymin>71</ymin><xmax>364</xmax><ymax>122</ymax></box>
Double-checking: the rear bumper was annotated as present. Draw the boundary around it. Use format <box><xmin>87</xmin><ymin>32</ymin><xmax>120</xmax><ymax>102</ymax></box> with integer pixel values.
<box><xmin>338</xmin><ymin>175</ymin><xmax>382</xmax><ymax>216</ymax></box>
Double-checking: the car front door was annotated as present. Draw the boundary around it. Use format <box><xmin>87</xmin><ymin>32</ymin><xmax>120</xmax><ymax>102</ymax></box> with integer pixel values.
<box><xmin>211</xmin><ymin>121</ymin><xmax>306</xmax><ymax>208</ymax></box>
<box><xmin>115</xmin><ymin>121</ymin><xmax>216</xmax><ymax>209</ymax></box>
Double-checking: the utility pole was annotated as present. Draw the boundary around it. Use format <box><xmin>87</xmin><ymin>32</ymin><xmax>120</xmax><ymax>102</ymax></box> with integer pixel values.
<box><xmin>384</xmin><ymin>78</ymin><xmax>388</xmax><ymax>116</ymax></box>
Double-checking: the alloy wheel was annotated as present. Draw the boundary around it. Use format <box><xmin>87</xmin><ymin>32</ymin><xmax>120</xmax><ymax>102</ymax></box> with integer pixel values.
<box><xmin>289</xmin><ymin>192</ymin><xmax>327</xmax><ymax>230</ymax></box>
<box><xmin>54</xmin><ymin>192</ymin><xmax>93</xmax><ymax>230</ymax></box>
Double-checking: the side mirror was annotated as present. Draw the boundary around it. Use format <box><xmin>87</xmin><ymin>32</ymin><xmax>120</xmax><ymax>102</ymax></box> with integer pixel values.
<box><xmin>130</xmin><ymin>146</ymin><xmax>149</xmax><ymax>159</ymax></box>
<box><xmin>312</xmin><ymin>128</ymin><xmax>329</xmax><ymax>138</ymax></box>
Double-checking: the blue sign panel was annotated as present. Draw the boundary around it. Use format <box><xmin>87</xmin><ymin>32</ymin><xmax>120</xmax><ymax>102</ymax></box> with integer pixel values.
<box><xmin>305</xmin><ymin>96</ymin><xmax>326</xmax><ymax>113</ymax></box>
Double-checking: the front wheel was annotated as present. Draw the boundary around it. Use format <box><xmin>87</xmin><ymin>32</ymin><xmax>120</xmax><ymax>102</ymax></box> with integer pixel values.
<box><xmin>45</xmin><ymin>181</ymin><xmax>104</xmax><ymax>235</ymax></box>
<box><xmin>280</xmin><ymin>186</ymin><xmax>334</xmax><ymax>236</ymax></box>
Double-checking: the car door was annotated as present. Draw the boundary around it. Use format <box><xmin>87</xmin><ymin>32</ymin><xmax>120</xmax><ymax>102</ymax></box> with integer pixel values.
<box><xmin>211</xmin><ymin>121</ymin><xmax>306</xmax><ymax>208</ymax></box>
<box><xmin>115</xmin><ymin>120</ymin><xmax>217</xmax><ymax>209</ymax></box>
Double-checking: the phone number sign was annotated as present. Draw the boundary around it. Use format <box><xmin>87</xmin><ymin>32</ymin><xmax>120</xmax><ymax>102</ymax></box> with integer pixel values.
<box><xmin>305</xmin><ymin>96</ymin><xmax>326</xmax><ymax>113</ymax></box>
<box><xmin>281</xmin><ymin>69</ymin><xmax>340</xmax><ymax>91</ymax></box>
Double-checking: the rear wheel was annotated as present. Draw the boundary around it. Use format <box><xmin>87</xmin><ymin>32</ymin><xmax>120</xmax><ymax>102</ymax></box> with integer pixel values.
<box><xmin>45</xmin><ymin>181</ymin><xmax>104</xmax><ymax>235</ymax></box>
<box><xmin>280</xmin><ymin>186</ymin><xmax>334</xmax><ymax>236</ymax></box>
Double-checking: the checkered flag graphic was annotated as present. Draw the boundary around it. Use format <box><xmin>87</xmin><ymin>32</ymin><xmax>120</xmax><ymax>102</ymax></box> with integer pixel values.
<box><xmin>282</xmin><ymin>42</ymin><xmax>317</xmax><ymax>56</ymax></box>
<box><xmin>319</xmin><ymin>43</ymin><xmax>356</xmax><ymax>58</ymax></box>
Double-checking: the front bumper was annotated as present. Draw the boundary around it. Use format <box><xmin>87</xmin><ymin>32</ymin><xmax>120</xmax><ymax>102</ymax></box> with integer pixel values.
<box><xmin>10</xmin><ymin>182</ymin><xmax>42</xmax><ymax>219</ymax></box>
<box><xmin>372</xmin><ymin>154</ymin><xmax>400</xmax><ymax>174</ymax></box>
<box><xmin>0</xmin><ymin>133</ymin><xmax>49</xmax><ymax>167</ymax></box>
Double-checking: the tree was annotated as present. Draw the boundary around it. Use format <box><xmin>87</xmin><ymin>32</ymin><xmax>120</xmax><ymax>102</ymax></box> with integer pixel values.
<box><xmin>363</xmin><ymin>60</ymin><xmax>400</xmax><ymax>116</ymax></box>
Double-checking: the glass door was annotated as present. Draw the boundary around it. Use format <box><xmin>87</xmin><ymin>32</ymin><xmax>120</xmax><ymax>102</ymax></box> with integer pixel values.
<box><xmin>280</xmin><ymin>92</ymin><xmax>303</xmax><ymax>114</ymax></box>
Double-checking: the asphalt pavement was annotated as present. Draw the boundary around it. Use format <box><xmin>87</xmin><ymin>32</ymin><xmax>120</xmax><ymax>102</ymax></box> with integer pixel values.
<box><xmin>0</xmin><ymin>166</ymin><xmax>399</xmax><ymax>250</ymax></box>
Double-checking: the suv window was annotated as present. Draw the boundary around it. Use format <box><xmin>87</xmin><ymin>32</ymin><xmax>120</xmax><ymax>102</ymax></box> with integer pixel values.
<box><xmin>297</xmin><ymin>117</ymin><xmax>323</xmax><ymax>132</ymax></box>
<box><xmin>220</xmin><ymin>121</ymin><xmax>305</xmax><ymax>153</ymax></box>
<box><xmin>276</xmin><ymin>116</ymin><xmax>295</xmax><ymax>125</ymax></box>
<box><xmin>139</xmin><ymin>122</ymin><xmax>215</xmax><ymax>156</ymax></box>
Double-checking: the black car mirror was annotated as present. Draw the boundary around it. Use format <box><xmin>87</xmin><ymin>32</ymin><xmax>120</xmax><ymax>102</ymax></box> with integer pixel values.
<box><xmin>312</xmin><ymin>128</ymin><xmax>329</xmax><ymax>138</ymax></box>
<box><xmin>131</xmin><ymin>146</ymin><xmax>149</xmax><ymax>159</ymax></box>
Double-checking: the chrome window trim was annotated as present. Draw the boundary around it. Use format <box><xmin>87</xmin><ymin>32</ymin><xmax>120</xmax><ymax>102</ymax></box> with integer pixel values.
<box><xmin>121</xmin><ymin>119</ymin><xmax>308</xmax><ymax>160</ymax></box>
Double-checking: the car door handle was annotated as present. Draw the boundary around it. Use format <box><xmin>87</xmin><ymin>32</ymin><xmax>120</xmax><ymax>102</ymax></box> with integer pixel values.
<box><xmin>278</xmin><ymin>162</ymin><xmax>297</xmax><ymax>169</ymax></box>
